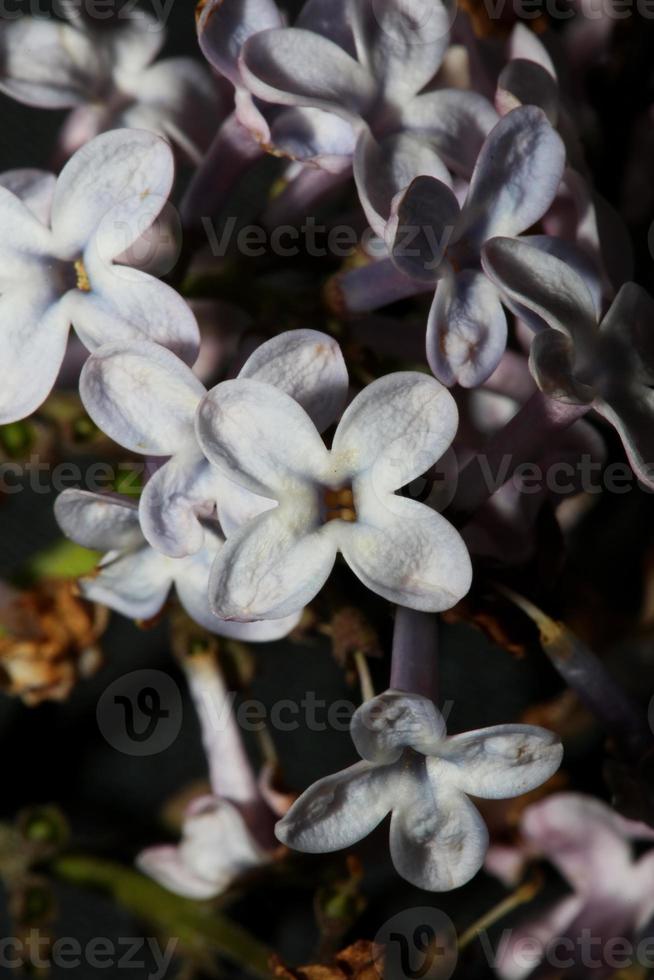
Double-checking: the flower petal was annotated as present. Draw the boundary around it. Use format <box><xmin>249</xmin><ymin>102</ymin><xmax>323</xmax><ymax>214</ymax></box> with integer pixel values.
<box><xmin>0</xmin><ymin>169</ymin><xmax>56</xmax><ymax>225</ymax></box>
<box><xmin>426</xmin><ymin>268</ymin><xmax>508</xmax><ymax>387</ymax></box>
<box><xmin>239</xmin><ymin>329</ymin><xmax>349</xmax><ymax>432</ymax></box>
<box><xmin>529</xmin><ymin>329</ymin><xmax>594</xmax><ymax>404</ymax></box>
<box><xmin>493</xmin><ymin>895</ymin><xmax>584</xmax><ymax>980</ymax></box>
<box><xmin>387</xmin><ymin>175</ymin><xmax>460</xmax><ymax>282</ymax></box>
<box><xmin>520</xmin><ymin>793</ymin><xmax>642</xmax><ymax>895</ymax></box>
<box><xmin>350</xmin><ymin>0</ymin><xmax>451</xmax><ymax>101</ymax></box>
<box><xmin>594</xmin><ymin>387</ymin><xmax>654</xmax><ymax>489</ymax></box>
<box><xmin>78</xmin><ymin>546</ymin><xmax>172</xmax><ymax>621</ymax></box>
<box><xmin>139</xmin><ymin>450</ymin><xmax>218</xmax><ymax>558</ymax></box>
<box><xmin>332</xmin><ymin>371</ymin><xmax>459</xmax><ymax>492</ymax></box>
<box><xmin>354</xmin><ymin>129</ymin><xmax>451</xmax><ymax>238</ymax></box>
<box><xmin>458</xmin><ymin>106</ymin><xmax>565</xmax><ymax>245</ymax></box>
<box><xmin>481</xmin><ymin>236</ymin><xmax>597</xmax><ymax>342</ymax></box>
<box><xmin>0</xmin><ymin>286</ymin><xmax>69</xmax><ymax>423</ymax></box>
<box><xmin>269</xmin><ymin>107</ymin><xmax>357</xmax><ymax>170</ymax></box>
<box><xmin>496</xmin><ymin>59</ymin><xmax>559</xmax><ymax>124</ymax></box>
<box><xmin>136</xmin><ymin>845</ymin><xmax>224</xmax><ymax>900</ymax></box>
<box><xmin>196</xmin><ymin>379</ymin><xmax>329</xmax><ymax>498</ymax></box>
<box><xmin>54</xmin><ymin>489</ymin><xmax>144</xmax><ymax>552</ymax></box>
<box><xmin>0</xmin><ymin>18</ymin><xmax>102</xmax><ymax>107</ymax></box>
<box><xmin>275</xmin><ymin>761</ymin><xmax>394</xmax><ymax>852</ymax></box>
<box><xmin>179</xmin><ymin>800</ymin><xmax>267</xmax><ymax>885</ymax></box>
<box><xmin>600</xmin><ymin>281</ymin><xmax>654</xmax><ymax>385</ymax></box>
<box><xmin>240</xmin><ymin>28</ymin><xmax>376</xmax><ymax>121</ymax></box>
<box><xmin>390</xmin><ymin>773</ymin><xmax>489</xmax><ymax>890</ymax></box>
<box><xmin>79</xmin><ymin>340</ymin><xmax>204</xmax><ymax>455</ymax></box>
<box><xmin>400</xmin><ymin>89</ymin><xmax>499</xmax><ymax>175</ymax></box>
<box><xmin>208</xmin><ymin>505</ymin><xmax>337</xmax><ymax>621</ymax></box>
<box><xmin>197</xmin><ymin>0</ymin><xmax>283</xmax><ymax>87</ymax></box>
<box><xmin>336</xmin><ymin>488</ymin><xmax>472</xmax><ymax>611</ymax></box>
<box><xmin>433</xmin><ymin>724</ymin><xmax>563</xmax><ymax>799</ymax></box>
<box><xmin>70</xmin><ymin>253</ymin><xmax>199</xmax><ymax>366</ymax></box>
<box><xmin>0</xmin><ymin>185</ymin><xmax>56</xmax><ymax>280</ymax></box>
<box><xmin>50</xmin><ymin>129</ymin><xmax>174</xmax><ymax>259</ymax></box>
<box><xmin>351</xmin><ymin>689</ymin><xmax>447</xmax><ymax>764</ymax></box>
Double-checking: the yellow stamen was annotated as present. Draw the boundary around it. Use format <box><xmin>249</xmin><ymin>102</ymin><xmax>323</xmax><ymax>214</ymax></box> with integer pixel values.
<box><xmin>74</xmin><ymin>259</ymin><xmax>91</xmax><ymax>292</ymax></box>
<box><xmin>324</xmin><ymin>488</ymin><xmax>356</xmax><ymax>523</ymax></box>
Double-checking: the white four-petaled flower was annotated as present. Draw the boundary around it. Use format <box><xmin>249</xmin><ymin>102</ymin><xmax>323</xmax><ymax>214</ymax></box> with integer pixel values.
<box><xmin>276</xmin><ymin>689</ymin><xmax>563</xmax><ymax>891</ymax></box>
<box><xmin>0</xmin><ymin>128</ymin><xmax>198</xmax><ymax>423</ymax></box>
<box><xmin>195</xmin><ymin>369</ymin><xmax>472</xmax><ymax>620</ymax></box>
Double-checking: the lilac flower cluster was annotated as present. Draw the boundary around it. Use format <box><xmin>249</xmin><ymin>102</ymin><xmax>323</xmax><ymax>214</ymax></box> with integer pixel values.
<box><xmin>0</xmin><ymin>0</ymin><xmax>652</xmax><ymax>960</ymax></box>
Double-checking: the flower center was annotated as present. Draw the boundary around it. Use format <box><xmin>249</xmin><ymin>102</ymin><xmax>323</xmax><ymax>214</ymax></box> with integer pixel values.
<box><xmin>323</xmin><ymin>487</ymin><xmax>356</xmax><ymax>523</ymax></box>
<box><xmin>74</xmin><ymin>259</ymin><xmax>91</xmax><ymax>292</ymax></box>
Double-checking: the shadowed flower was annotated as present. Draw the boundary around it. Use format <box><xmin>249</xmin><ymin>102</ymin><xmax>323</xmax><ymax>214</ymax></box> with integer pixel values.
<box><xmin>486</xmin><ymin>793</ymin><xmax>654</xmax><ymax>979</ymax></box>
<box><xmin>276</xmin><ymin>690</ymin><xmax>563</xmax><ymax>890</ymax></box>
<box><xmin>482</xmin><ymin>237</ymin><xmax>654</xmax><ymax>487</ymax></box>
<box><xmin>0</xmin><ymin>9</ymin><xmax>219</xmax><ymax>162</ymax></box>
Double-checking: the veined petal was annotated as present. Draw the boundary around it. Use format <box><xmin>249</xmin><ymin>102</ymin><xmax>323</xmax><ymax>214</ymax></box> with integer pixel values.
<box><xmin>0</xmin><ymin>18</ymin><xmax>103</xmax><ymax>107</ymax></box>
<box><xmin>433</xmin><ymin>724</ymin><xmax>563</xmax><ymax>799</ymax></box>
<box><xmin>0</xmin><ymin>286</ymin><xmax>69</xmax><ymax>423</ymax></box>
<box><xmin>196</xmin><ymin>379</ymin><xmax>329</xmax><ymax>498</ymax></box>
<box><xmin>349</xmin><ymin>0</ymin><xmax>450</xmax><ymax>101</ymax></box>
<box><xmin>54</xmin><ymin>488</ymin><xmax>144</xmax><ymax>552</ymax></box>
<box><xmin>139</xmin><ymin>451</ymin><xmax>220</xmax><ymax>558</ymax></box>
<box><xmin>50</xmin><ymin>129</ymin><xmax>174</xmax><ymax>259</ymax></box>
<box><xmin>401</xmin><ymin>89</ymin><xmax>499</xmax><ymax>175</ymax></box>
<box><xmin>458</xmin><ymin>106</ymin><xmax>565</xmax><ymax>245</ymax></box>
<box><xmin>296</xmin><ymin>0</ymin><xmax>356</xmax><ymax>51</ymax></box>
<box><xmin>275</xmin><ymin>761</ymin><xmax>394</xmax><ymax>852</ymax></box>
<box><xmin>482</xmin><ymin>236</ymin><xmax>598</xmax><ymax>342</ymax></box>
<box><xmin>240</xmin><ymin>29</ymin><xmax>376</xmax><ymax>121</ymax></box>
<box><xmin>78</xmin><ymin>546</ymin><xmax>173</xmax><ymax>621</ymax></box>
<box><xmin>387</xmin><ymin>175</ymin><xmax>459</xmax><ymax>282</ymax></box>
<box><xmin>426</xmin><ymin>269</ymin><xmax>508</xmax><ymax>388</ymax></box>
<box><xmin>208</xmin><ymin>505</ymin><xmax>337</xmax><ymax>621</ymax></box>
<box><xmin>0</xmin><ymin>169</ymin><xmax>56</xmax><ymax>225</ymax></box>
<box><xmin>529</xmin><ymin>329</ymin><xmax>594</xmax><ymax>404</ymax></box>
<box><xmin>354</xmin><ymin>129</ymin><xmax>451</xmax><ymax>238</ymax></box>
<box><xmin>70</xmin><ymin>252</ymin><xmax>199</xmax><ymax>366</ymax></box>
<box><xmin>351</xmin><ymin>689</ymin><xmax>447</xmax><ymax>764</ymax></box>
<box><xmin>337</xmin><ymin>489</ymin><xmax>472</xmax><ymax>611</ymax></box>
<box><xmin>390</xmin><ymin>771</ymin><xmax>489</xmax><ymax>890</ymax></box>
<box><xmin>79</xmin><ymin>340</ymin><xmax>204</xmax><ymax>456</ymax></box>
<box><xmin>197</xmin><ymin>0</ymin><xmax>283</xmax><ymax>87</ymax></box>
<box><xmin>239</xmin><ymin>329</ymin><xmax>349</xmax><ymax>432</ymax></box>
<box><xmin>332</xmin><ymin>371</ymin><xmax>458</xmax><ymax>491</ymax></box>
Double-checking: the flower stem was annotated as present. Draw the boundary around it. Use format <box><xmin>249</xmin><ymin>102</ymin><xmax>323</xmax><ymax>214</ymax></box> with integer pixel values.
<box><xmin>457</xmin><ymin>872</ymin><xmax>542</xmax><ymax>952</ymax></box>
<box><xmin>449</xmin><ymin>390</ymin><xmax>591</xmax><ymax>524</ymax></box>
<box><xmin>390</xmin><ymin>608</ymin><xmax>439</xmax><ymax>702</ymax></box>
<box><xmin>51</xmin><ymin>854</ymin><xmax>273</xmax><ymax>978</ymax></box>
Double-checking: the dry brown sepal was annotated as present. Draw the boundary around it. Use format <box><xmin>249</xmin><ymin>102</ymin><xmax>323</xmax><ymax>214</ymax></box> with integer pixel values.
<box><xmin>271</xmin><ymin>940</ymin><xmax>382</xmax><ymax>980</ymax></box>
<box><xmin>0</xmin><ymin>580</ymin><xmax>107</xmax><ymax>705</ymax></box>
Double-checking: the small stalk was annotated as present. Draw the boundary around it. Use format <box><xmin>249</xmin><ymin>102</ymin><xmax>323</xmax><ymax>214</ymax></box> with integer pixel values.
<box><xmin>353</xmin><ymin>650</ymin><xmax>375</xmax><ymax>702</ymax></box>
<box><xmin>457</xmin><ymin>872</ymin><xmax>543</xmax><ymax>952</ymax></box>
<box><xmin>389</xmin><ymin>608</ymin><xmax>439</xmax><ymax>702</ymax></box>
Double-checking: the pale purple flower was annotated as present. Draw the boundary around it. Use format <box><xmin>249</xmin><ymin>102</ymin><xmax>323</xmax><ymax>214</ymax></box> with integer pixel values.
<box><xmin>386</xmin><ymin>105</ymin><xmax>566</xmax><ymax>388</ymax></box>
<box><xmin>234</xmin><ymin>0</ymin><xmax>498</xmax><ymax>175</ymax></box>
<box><xmin>482</xmin><ymin>237</ymin><xmax>654</xmax><ymax>487</ymax></box>
<box><xmin>0</xmin><ymin>129</ymin><xmax>198</xmax><ymax>424</ymax></box>
<box><xmin>138</xmin><ymin>653</ymin><xmax>276</xmax><ymax>899</ymax></box>
<box><xmin>486</xmin><ymin>793</ymin><xmax>654</xmax><ymax>979</ymax></box>
<box><xmin>195</xmin><ymin>370</ymin><xmax>472</xmax><ymax>619</ymax></box>
<box><xmin>276</xmin><ymin>689</ymin><xmax>563</xmax><ymax>891</ymax></box>
<box><xmin>79</xmin><ymin>329</ymin><xmax>349</xmax><ymax>558</ymax></box>
<box><xmin>54</xmin><ymin>488</ymin><xmax>299</xmax><ymax>640</ymax></box>
<box><xmin>0</xmin><ymin>10</ymin><xmax>219</xmax><ymax>162</ymax></box>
